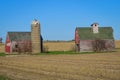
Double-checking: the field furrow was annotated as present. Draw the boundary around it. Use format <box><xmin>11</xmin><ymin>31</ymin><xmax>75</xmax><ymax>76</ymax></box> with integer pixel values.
<box><xmin>0</xmin><ymin>52</ymin><xmax>120</xmax><ymax>80</ymax></box>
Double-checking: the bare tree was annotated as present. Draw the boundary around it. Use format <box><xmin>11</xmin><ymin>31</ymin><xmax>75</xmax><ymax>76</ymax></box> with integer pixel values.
<box><xmin>92</xmin><ymin>39</ymin><xmax>106</xmax><ymax>52</ymax></box>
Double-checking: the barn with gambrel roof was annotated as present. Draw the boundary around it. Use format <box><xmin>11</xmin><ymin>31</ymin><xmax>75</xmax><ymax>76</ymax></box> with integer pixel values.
<box><xmin>75</xmin><ymin>23</ymin><xmax>115</xmax><ymax>52</ymax></box>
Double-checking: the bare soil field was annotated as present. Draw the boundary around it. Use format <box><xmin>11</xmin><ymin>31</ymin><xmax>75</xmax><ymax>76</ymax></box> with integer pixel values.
<box><xmin>0</xmin><ymin>50</ymin><xmax>120</xmax><ymax>80</ymax></box>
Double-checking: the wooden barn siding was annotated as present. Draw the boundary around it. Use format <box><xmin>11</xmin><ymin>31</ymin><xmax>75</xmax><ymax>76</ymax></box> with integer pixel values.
<box><xmin>5</xmin><ymin>35</ymin><xmax>11</xmax><ymax>53</ymax></box>
<box><xmin>80</xmin><ymin>40</ymin><xmax>93</xmax><ymax>52</ymax></box>
<box><xmin>10</xmin><ymin>40</ymin><xmax>31</xmax><ymax>53</ymax></box>
<box><xmin>75</xmin><ymin>28</ymin><xmax>79</xmax><ymax>44</ymax></box>
<box><xmin>105</xmin><ymin>40</ymin><xmax>115</xmax><ymax>50</ymax></box>
<box><xmin>79</xmin><ymin>40</ymin><xmax>115</xmax><ymax>52</ymax></box>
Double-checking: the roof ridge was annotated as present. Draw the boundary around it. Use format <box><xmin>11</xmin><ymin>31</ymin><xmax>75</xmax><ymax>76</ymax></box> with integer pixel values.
<box><xmin>76</xmin><ymin>26</ymin><xmax>112</xmax><ymax>28</ymax></box>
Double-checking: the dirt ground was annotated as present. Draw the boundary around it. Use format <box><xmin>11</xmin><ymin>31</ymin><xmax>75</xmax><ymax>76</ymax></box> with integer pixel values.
<box><xmin>0</xmin><ymin>49</ymin><xmax>120</xmax><ymax>80</ymax></box>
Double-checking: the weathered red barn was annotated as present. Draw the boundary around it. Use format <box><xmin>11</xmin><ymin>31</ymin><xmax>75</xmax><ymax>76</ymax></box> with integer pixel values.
<box><xmin>5</xmin><ymin>32</ymin><xmax>31</xmax><ymax>53</ymax></box>
<box><xmin>5</xmin><ymin>19</ymin><xmax>43</xmax><ymax>54</ymax></box>
<box><xmin>75</xmin><ymin>23</ymin><xmax>115</xmax><ymax>52</ymax></box>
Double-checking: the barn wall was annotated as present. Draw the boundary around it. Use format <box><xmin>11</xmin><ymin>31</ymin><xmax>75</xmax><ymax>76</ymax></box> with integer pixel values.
<box><xmin>5</xmin><ymin>35</ymin><xmax>11</xmax><ymax>53</ymax></box>
<box><xmin>80</xmin><ymin>40</ymin><xmax>93</xmax><ymax>52</ymax></box>
<box><xmin>10</xmin><ymin>40</ymin><xmax>31</xmax><ymax>53</ymax></box>
<box><xmin>105</xmin><ymin>39</ymin><xmax>115</xmax><ymax>51</ymax></box>
<box><xmin>75</xmin><ymin>28</ymin><xmax>79</xmax><ymax>44</ymax></box>
<box><xmin>79</xmin><ymin>39</ymin><xmax>115</xmax><ymax>52</ymax></box>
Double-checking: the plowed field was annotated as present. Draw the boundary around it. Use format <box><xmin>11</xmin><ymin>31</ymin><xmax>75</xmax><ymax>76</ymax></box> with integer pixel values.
<box><xmin>0</xmin><ymin>50</ymin><xmax>120</xmax><ymax>80</ymax></box>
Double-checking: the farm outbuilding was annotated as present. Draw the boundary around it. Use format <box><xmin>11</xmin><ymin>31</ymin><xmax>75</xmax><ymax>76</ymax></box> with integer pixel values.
<box><xmin>5</xmin><ymin>20</ymin><xmax>43</xmax><ymax>54</ymax></box>
<box><xmin>5</xmin><ymin>32</ymin><xmax>31</xmax><ymax>53</ymax></box>
<box><xmin>75</xmin><ymin>23</ymin><xmax>115</xmax><ymax>52</ymax></box>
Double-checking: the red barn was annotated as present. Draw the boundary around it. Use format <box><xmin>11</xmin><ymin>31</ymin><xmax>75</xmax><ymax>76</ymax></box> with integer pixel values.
<box><xmin>5</xmin><ymin>19</ymin><xmax>43</xmax><ymax>54</ymax></box>
<box><xmin>5</xmin><ymin>32</ymin><xmax>31</xmax><ymax>53</ymax></box>
<box><xmin>75</xmin><ymin>23</ymin><xmax>115</xmax><ymax>52</ymax></box>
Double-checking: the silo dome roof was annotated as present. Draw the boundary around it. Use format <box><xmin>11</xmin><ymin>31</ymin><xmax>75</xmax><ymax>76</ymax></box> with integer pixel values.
<box><xmin>31</xmin><ymin>19</ymin><xmax>40</xmax><ymax>25</ymax></box>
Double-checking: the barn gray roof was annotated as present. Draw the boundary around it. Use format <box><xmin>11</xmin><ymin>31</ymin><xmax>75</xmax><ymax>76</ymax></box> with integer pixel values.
<box><xmin>76</xmin><ymin>27</ymin><xmax>114</xmax><ymax>40</ymax></box>
<box><xmin>7</xmin><ymin>32</ymin><xmax>31</xmax><ymax>41</ymax></box>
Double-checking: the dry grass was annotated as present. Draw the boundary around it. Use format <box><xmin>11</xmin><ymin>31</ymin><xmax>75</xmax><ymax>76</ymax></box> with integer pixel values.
<box><xmin>115</xmin><ymin>40</ymin><xmax>120</xmax><ymax>48</ymax></box>
<box><xmin>0</xmin><ymin>50</ymin><xmax>120</xmax><ymax>80</ymax></box>
<box><xmin>0</xmin><ymin>43</ymin><xmax>4</xmax><ymax>53</ymax></box>
<box><xmin>43</xmin><ymin>41</ymin><xmax>75</xmax><ymax>51</ymax></box>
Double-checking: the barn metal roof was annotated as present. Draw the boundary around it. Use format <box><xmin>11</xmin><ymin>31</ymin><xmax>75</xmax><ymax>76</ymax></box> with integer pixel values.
<box><xmin>76</xmin><ymin>27</ymin><xmax>114</xmax><ymax>40</ymax></box>
<box><xmin>7</xmin><ymin>32</ymin><xmax>31</xmax><ymax>41</ymax></box>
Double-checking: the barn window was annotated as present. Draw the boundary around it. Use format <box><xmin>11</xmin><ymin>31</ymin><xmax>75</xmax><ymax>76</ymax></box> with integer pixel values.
<box><xmin>15</xmin><ymin>44</ymin><xmax>18</xmax><ymax>48</ymax></box>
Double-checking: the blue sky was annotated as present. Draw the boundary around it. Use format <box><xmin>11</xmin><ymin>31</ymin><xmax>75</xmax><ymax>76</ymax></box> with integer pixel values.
<box><xmin>0</xmin><ymin>0</ymin><xmax>120</xmax><ymax>42</ymax></box>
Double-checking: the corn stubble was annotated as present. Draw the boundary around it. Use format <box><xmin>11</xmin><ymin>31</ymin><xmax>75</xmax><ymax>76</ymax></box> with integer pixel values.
<box><xmin>0</xmin><ymin>51</ymin><xmax>120</xmax><ymax>80</ymax></box>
